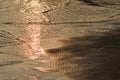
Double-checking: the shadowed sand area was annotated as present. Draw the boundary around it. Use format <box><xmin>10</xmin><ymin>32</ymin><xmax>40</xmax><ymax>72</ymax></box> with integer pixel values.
<box><xmin>45</xmin><ymin>28</ymin><xmax>120</xmax><ymax>80</ymax></box>
<box><xmin>0</xmin><ymin>0</ymin><xmax>120</xmax><ymax>80</ymax></box>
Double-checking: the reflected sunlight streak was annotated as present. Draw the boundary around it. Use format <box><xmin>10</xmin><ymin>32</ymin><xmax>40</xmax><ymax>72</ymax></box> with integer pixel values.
<box><xmin>19</xmin><ymin>0</ymin><xmax>49</xmax><ymax>22</ymax></box>
<box><xmin>19</xmin><ymin>0</ymin><xmax>49</xmax><ymax>60</ymax></box>
<box><xmin>21</xmin><ymin>25</ymin><xmax>46</xmax><ymax>60</ymax></box>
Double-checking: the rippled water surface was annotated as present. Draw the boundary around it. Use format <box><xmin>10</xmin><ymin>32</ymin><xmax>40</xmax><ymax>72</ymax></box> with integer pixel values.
<box><xmin>0</xmin><ymin>0</ymin><xmax>120</xmax><ymax>80</ymax></box>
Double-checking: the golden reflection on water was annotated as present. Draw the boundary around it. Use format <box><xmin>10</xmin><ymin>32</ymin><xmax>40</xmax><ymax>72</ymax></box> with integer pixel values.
<box><xmin>16</xmin><ymin>0</ymin><xmax>70</xmax><ymax>13</ymax></box>
<box><xmin>19</xmin><ymin>0</ymin><xmax>49</xmax><ymax>60</ymax></box>
<box><xmin>18</xmin><ymin>0</ymin><xmax>48</xmax><ymax>13</ymax></box>
<box><xmin>18</xmin><ymin>0</ymin><xmax>50</xmax><ymax>23</ymax></box>
<box><xmin>21</xmin><ymin>25</ymin><xmax>46</xmax><ymax>60</ymax></box>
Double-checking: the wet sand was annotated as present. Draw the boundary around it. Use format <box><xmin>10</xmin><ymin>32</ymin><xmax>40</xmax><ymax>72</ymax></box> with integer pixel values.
<box><xmin>0</xmin><ymin>0</ymin><xmax>120</xmax><ymax>80</ymax></box>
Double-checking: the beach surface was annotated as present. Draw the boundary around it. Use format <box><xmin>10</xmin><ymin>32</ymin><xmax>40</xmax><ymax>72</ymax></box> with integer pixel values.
<box><xmin>0</xmin><ymin>0</ymin><xmax>120</xmax><ymax>80</ymax></box>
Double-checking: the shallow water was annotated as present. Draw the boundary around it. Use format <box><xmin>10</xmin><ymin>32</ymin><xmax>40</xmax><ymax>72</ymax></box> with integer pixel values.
<box><xmin>0</xmin><ymin>0</ymin><xmax>120</xmax><ymax>80</ymax></box>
